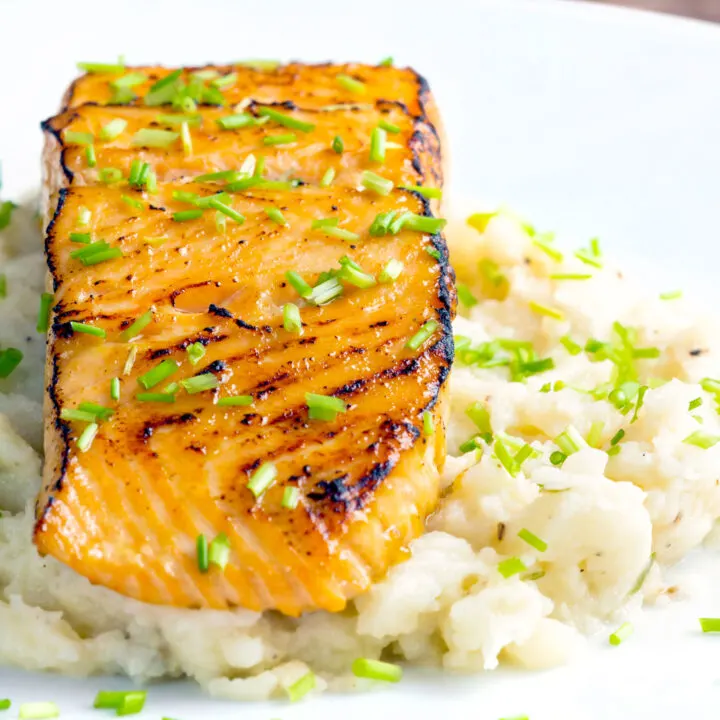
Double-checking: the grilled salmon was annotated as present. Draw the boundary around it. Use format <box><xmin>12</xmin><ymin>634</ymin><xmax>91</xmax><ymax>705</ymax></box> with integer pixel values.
<box><xmin>37</xmin><ymin>62</ymin><xmax>454</xmax><ymax>615</ymax></box>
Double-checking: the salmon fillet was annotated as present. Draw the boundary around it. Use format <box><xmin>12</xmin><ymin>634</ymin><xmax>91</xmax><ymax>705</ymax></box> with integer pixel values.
<box><xmin>37</xmin><ymin>62</ymin><xmax>454</xmax><ymax>615</ymax></box>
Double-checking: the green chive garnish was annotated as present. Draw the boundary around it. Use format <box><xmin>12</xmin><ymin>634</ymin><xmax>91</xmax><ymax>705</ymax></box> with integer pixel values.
<box><xmin>378</xmin><ymin>56</ymin><xmax>394</xmax><ymax>66</ymax></box>
<box><xmin>660</xmin><ymin>290</ymin><xmax>682</xmax><ymax>300</ymax></box>
<box><xmin>529</xmin><ymin>301</ymin><xmax>565</xmax><ymax>321</ymax></box>
<box><xmin>37</xmin><ymin>293</ymin><xmax>53</xmax><ymax>333</ymax></box>
<box><xmin>137</xmin><ymin>359</ymin><xmax>179</xmax><ymax>390</ymax></box>
<box><xmin>0</xmin><ymin>274</ymin><xmax>6</xmax><ymax>298</ymax></box>
<box><xmin>85</xmin><ymin>145</ymin><xmax>97</xmax><ymax>168</ymax></box>
<box><xmin>144</xmin><ymin>69</ymin><xmax>183</xmax><ymax>106</ymax></box>
<box><xmin>247</xmin><ymin>462</ymin><xmax>277</xmax><ymax>497</ymax></box>
<box><xmin>609</xmin><ymin>622</ymin><xmax>634</xmax><ymax>646</ymax></box>
<box><xmin>699</xmin><ymin>618</ymin><xmax>720</xmax><ymax>633</ymax></box>
<box><xmin>98</xmin><ymin>167</ymin><xmax>123</xmax><ymax>184</ymax></box>
<box><xmin>121</xmin><ymin>194</ymin><xmax>145</xmax><ymax>211</ymax></box>
<box><xmin>173</xmin><ymin>209</ymin><xmax>204</xmax><ymax>222</ymax></box>
<box><xmin>352</xmin><ymin>658</ymin><xmax>403</xmax><ymax>683</ymax></box>
<box><xmin>0</xmin><ymin>348</ymin><xmax>23</xmax><ymax>378</ymax></box>
<box><xmin>378</xmin><ymin>259</ymin><xmax>404</xmax><ymax>283</ymax></box>
<box><xmin>208</xmin><ymin>533</ymin><xmax>231</xmax><ymax>570</ymax></box>
<box><xmin>287</xmin><ymin>672</ymin><xmax>316</xmax><ymax>702</ymax></box>
<box><xmin>216</xmin><ymin>395</ymin><xmax>253</xmax><ymax>407</ymax></box>
<box><xmin>76</xmin><ymin>422</ymin><xmax>99</xmax><ymax>453</ymax></box>
<box><xmin>110</xmin><ymin>377</ymin><xmax>121</xmax><ymax>401</ymax></box>
<box><xmin>307</xmin><ymin>277</ymin><xmax>343</xmax><ymax>306</ymax></box>
<box><xmin>378</xmin><ymin>118</ymin><xmax>401</xmax><ymax>134</ymax></box>
<box><xmin>263</xmin><ymin>132</ymin><xmax>297</xmax><ymax>146</ymax></box>
<box><xmin>281</xmin><ymin>486</ymin><xmax>300</xmax><ymax>510</ymax></box>
<box><xmin>180</xmin><ymin>121</ymin><xmax>193</xmax><ymax>156</ymax></box>
<box><xmin>70</xmin><ymin>321</ymin><xmax>106</xmax><ymax>338</ymax></box>
<box><xmin>197</xmin><ymin>534</ymin><xmax>209</xmax><ymax>572</ymax></box>
<box><xmin>136</xmin><ymin>392</ymin><xmax>176</xmax><ymax>403</ymax></box>
<box><xmin>405</xmin><ymin>320</ymin><xmax>438</xmax><ymax>351</ymax></box>
<box><xmin>422</xmin><ymin>410</ymin><xmax>434</xmax><ymax>436</ymax></box>
<box><xmin>120</xmin><ymin>309</ymin><xmax>153</xmax><ymax>341</ymax></box>
<box><xmin>283</xmin><ymin>303</ymin><xmax>302</xmax><ymax>334</ymax></box>
<box><xmin>369</xmin><ymin>127</ymin><xmax>387</xmax><ymax>164</ymax></box>
<box><xmin>186</xmin><ymin>342</ymin><xmax>206</xmax><ymax>366</ymax></box>
<box><xmin>99</xmin><ymin>118</ymin><xmax>128</xmax><ymax>141</ymax></box>
<box><xmin>689</xmin><ymin>397</ymin><xmax>703</xmax><ymax>411</ymax></box>
<box><xmin>0</xmin><ymin>201</ymin><xmax>14</xmax><ymax>231</ymax></box>
<box><xmin>157</xmin><ymin>113</ymin><xmax>203</xmax><ymax>127</ymax></box>
<box><xmin>517</xmin><ymin>528</ymin><xmax>547</xmax><ymax>552</ymax></box>
<box><xmin>256</xmin><ymin>107</ymin><xmax>315</xmax><ymax>133</ymax></box>
<box><xmin>265</xmin><ymin>206</ymin><xmax>287</xmax><ymax>225</ymax></box>
<box><xmin>320</xmin><ymin>167</ymin><xmax>335</xmax><ymax>187</ymax></box>
<box><xmin>60</xmin><ymin>408</ymin><xmax>98</xmax><ymax>423</ymax></box>
<box><xmin>332</xmin><ymin>135</ymin><xmax>344</xmax><ymax>154</ymax></box>
<box><xmin>131</xmin><ymin>128</ymin><xmax>179</xmax><ymax>148</ymax></box>
<box><xmin>400</xmin><ymin>184</ymin><xmax>442</xmax><ymax>200</ymax></box>
<box><xmin>70</xmin><ymin>232</ymin><xmax>91</xmax><ymax>244</ymax></box>
<box><xmin>683</xmin><ymin>430</ymin><xmax>720</xmax><ymax>449</ymax></box>
<box><xmin>497</xmin><ymin>557</ymin><xmax>527</xmax><ymax>579</ymax></box>
<box><xmin>306</xmin><ymin>392</ymin><xmax>347</xmax><ymax>421</ymax></box>
<box><xmin>361</xmin><ymin>170</ymin><xmax>393</xmax><ymax>196</ymax></box>
<box><xmin>336</xmin><ymin>74</ymin><xmax>366</xmax><ymax>94</ymax></box>
<box><xmin>285</xmin><ymin>271</ymin><xmax>313</xmax><ymax>299</ymax></box>
<box><xmin>0</xmin><ymin>700</ymin><xmax>9</xmax><ymax>710</ymax></box>
<box><xmin>456</xmin><ymin>284</ymin><xmax>477</xmax><ymax>307</ymax></box>
<box><xmin>208</xmin><ymin>197</ymin><xmax>245</xmax><ymax>224</ymax></box>
<box><xmin>17</xmin><ymin>702</ymin><xmax>60</xmax><ymax>719</ymax></box>
<box><xmin>64</xmin><ymin>130</ymin><xmax>94</xmax><ymax>146</ymax></box>
<box><xmin>217</xmin><ymin>113</ymin><xmax>256</xmax><ymax>130</ymax></box>
<box><xmin>180</xmin><ymin>374</ymin><xmax>219</xmax><ymax>394</ymax></box>
<box><xmin>77</xmin><ymin>59</ymin><xmax>125</xmax><ymax>74</ymax></box>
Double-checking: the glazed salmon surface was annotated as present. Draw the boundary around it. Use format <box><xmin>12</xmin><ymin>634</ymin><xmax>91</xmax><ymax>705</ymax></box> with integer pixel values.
<box><xmin>38</xmin><ymin>62</ymin><xmax>454</xmax><ymax>614</ymax></box>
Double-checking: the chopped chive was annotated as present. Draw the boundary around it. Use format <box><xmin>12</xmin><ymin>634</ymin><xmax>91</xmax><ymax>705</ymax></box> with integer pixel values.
<box><xmin>145</xmin><ymin>236</ymin><xmax>167</xmax><ymax>247</ymax></box>
<box><xmin>136</xmin><ymin>392</ymin><xmax>176</xmax><ymax>403</ymax></box>
<box><xmin>378</xmin><ymin>118</ymin><xmax>401</xmax><ymax>134</ymax></box>
<box><xmin>285</xmin><ymin>271</ymin><xmax>313</xmax><ymax>298</ymax></box>
<box><xmin>256</xmin><ymin>107</ymin><xmax>315</xmax><ymax>133</ymax></box>
<box><xmin>123</xmin><ymin>345</ymin><xmax>138</xmax><ymax>375</ymax></box>
<box><xmin>378</xmin><ymin>259</ymin><xmax>404</xmax><ymax>284</ymax></box>
<box><xmin>157</xmin><ymin>113</ymin><xmax>202</xmax><ymax>127</ymax></box>
<box><xmin>517</xmin><ymin>528</ymin><xmax>548</xmax><ymax>552</ymax></box>
<box><xmin>208</xmin><ymin>196</ymin><xmax>245</xmax><ymax>224</ymax></box>
<box><xmin>211</xmin><ymin>71</ymin><xmax>238</xmax><ymax>89</ymax></box>
<box><xmin>338</xmin><ymin>262</ymin><xmax>376</xmax><ymax>289</ymax></box>
<box><xmin>263</xmin><ymin>132</ymin><xmax>297</xmax><ymax>146</ymax></box>
<box><xmin>283</xmin><ymin>303</ymin><xmax>302</xmax><ymax>334</ymax></box>
<box><xmin>555</xmin><ymin>425</ymin><xmax>586</xmax><ymax>455</ymax></box>
<box><xmin>422</xmin><ymin>410</ymin><xmax>434</xmax><ymax>436</ymax></box>
<box><xmin>308</xmin><ymin>277</ymin><xmax>344</xmax><ymax>306</ymax></box>
<box><xmin>98</xmin><ymin>167</ymin><xmax>123</xmax><ymax>184</ymax></box>
<box><xmin>217</xmin><ymin>113</ymin><xmax>256</xmax><ymax>130</ymax></box>
<box><xmin>683</xmin><ymin>430</ymin><xmax>720</xmax><ymax>449</ymax></box>
<box><xmin>248</xmin><ymin>462</ymin><xmax>277</xmax><ymax>497</ymax></box>
<box><xmin>361</xmin><ymin>170</ymin><xmax>393</xmax><ymax>196</ymax></box>
<box><xmin>400</xmin><ymin>184</ymin><xmax>442</xmax><ymax>200</ymax></box>
<box><xmin>121</xmin><ymin>194</ymin><xmax>145</xmax><ymax>211</ymax></box>
<box><xmin>337</xmin><ymin>73</ymin><xmax>366</xmax><ymax>94</ymax></box>
<box><xmin>60</xmin><ymin>408</ymin><xmax>98</xmax><ymax>423</ymax></box>
<box><xmin>529</xmin><ymin>301</ymin><xmax>565</xmax><ymax>321</ymax></box>
<box><xmin>609</xmin><ymin>622</ymin><xmax>634</xmax><ymax>646</ymax></box>
<box><xmin>110</xmin><ymin>377</ymin><xmax>121</xmax><ymax>401</ymax></box>
<box><xmin>99</xmin><ymin>118</ymin><xmax>128</xmax><ymax>141</ymax></box>
<box><xmin>369</xmin><ymin>127</ymin><xmax>387</xmax><ymax>164</ymax></box>
<box><xmin>550</xmin><ymin>273</ymin><xmax>592</xmax><ymax>280</ymax></box>
<box><xmin>332</xmin><ymin>135</ymin><xmax>344</xmax><ymax>154</ymax></box>
<box><xmin>494</xmin><ymin>438</ymin><xmax>518</xmax><ymax>476</ymax></box>
<box><xmin>532</xmin><ymin>234</ymin><xmax>563</xmax><ymax>261</ymax></box>
<box><xmin>0</xmin><ymin>700</ymin><xmax>9</xmax><ymax>710</ymax></box>
<box><xmin>549</xmin><ymin>450</ymin><xmax>566</xmax><ymax>466</ymax></box>
<box><xmin>314</xmin><ymin>224</ymin><xmax>360</xmax><ymax>242</ymax></box>
<box><xmin>0</xmin><ymin>274</ymin><xmax>5</xmax><ymax>298</ymax></box>
<box><xmin>194</xmin><ymin>169</ymin><xmax>246</xmax><ymax>183</ymax></box>
<box><xmin>466</xmin><ymin>401</ymin><xmax>492</xmax><ymax>435</ymax></box>
<box><xmin>76</xmin><ymin>422</ymin><xmax>99</xmax><ymax>453</ymax></box>
<box><xmin>378</xmin><ymin>56</ymin><xmax>394</xmax><ymax>66</ymax></box>
<box><xmin>85</xmin><ymin>145</ymin><xmax>97</xmax><ymax>167</ymax></box>
<box><xmin>70</xmin><ymin>232</ymin><xmax>91</xmax><ymax>244</ymax></box>
<box><xmin>197</xmin><ymin>534</ymin><xmax>209</xmax><ymax>572</ymax></box>
<box><xmin>77</xmin><ymin>59</ymin><xmax>125</xmax><ymax>73</ymax></box>
<box><xmin>660</xmin><ymin>290</ymin><xmax>682</xmax><ymax>300</ymax></box>
<box><xmin>281</xmin><ymin>486</ymin><xmax>300</xmax><ymax>510</ymax></box>
<box><xmin>70</xmin><ymin>321</ymin><xmax>106</xmax><ymax>338</ymax></box>
<box><xmin>265</xmin><ymin>206</ymin><xmax>287</xmax><ymax>225</ymax></box>
<box><xmin>186</xmin><ymin>342</ymin><xmax>206</xmax><ymax>366</ymax></box>
<box><xmin>630</xmin><ymin>385</ymin><xmax>648</xmax><ymax>423</ymax></box>
<box><xmin>286</xmin><ymin>672</ymin><xmax>316</xmax><ymax>702</ymax></box>
<box><xmin>236</xmin><ymin>58</ymin><xmax>281</xmax><ymax>70</ymax></box>
<box><xmin>497</xmin><ymin>557</ymin><xmax>527</xmax><ymax>579</ymax></box>
<box><xmin>217</xmin><ymin>395</ymin><xmax>253</xmax><ymax>407</ymax></box>
<box><xmin>110</xmin><ymin>72</ymin><xmax>146</xmax><ymax>90</ymax></box>
<box><xmin>699</xmin><ymin>618</ymin><xmax>720</xmax><ymax>633</ymax></box>
<box><xmin>77</xmin><ymin>402</ymin><xmax>114</xmax><ymax>420</ymax></box>
<box><xmin>312</xmin><ymin>217</ymin><xmax>339</xmax><ymax>229</ymax></box>
<box><xmin>143</xmin><ymin>68</ymin><xmax>183</xmax><ymax>106</ymax></box>
<box><xmin>306</xmin><ymin>392</ymin><xmax>347</xmax><ymax>421</ymax></box>
<box><xmin>560</xmin><ymin>335</ymin><xmax>582</xmax><ymax>355</ymax></box>
<box><xmin>586</xmin><ymin>420</ymin><xmax>605</xmax><ymax>448</ymax></box>
<box><xmin>137</xmin><ymin>359</ymin><xmax>179</xmax><ymax>390</ymax></box>
<box><xmin>575</xmin><ymin>248</ymin><xmax>603</xmax><ymax>268</ymax></box>
<box><xmin>180</xmin><ymin>374</ymin><xmax>219</xmax><ymax>394</ymax></box>
<box><xmin>173</xmin><ymin>209</ymin><xmax>204</xmax><ymax>222</ymax></box>
<box><xmin>17</xmin><ymin>702</ymin><xmax>60</xmax><ymax>719</ymax></box>
<box><xmin>689</xmin><ymin>397</ymin><xmax>703</xmax><ymax>411</ymax></box>
<box><xmin>632</xmin><ymin>347</ymin><xmax>660</xmax><ymax>359</ymax></box>
<box><xmin>352</xmin><ymin>658</ymin><xmax>403</xmax><ymax>683</ymax></box>
<box><xmin>36</xmin><ymin>292</ymin><xmax>53</xmax><ymax>333</ymax></box>
<box><xmin>120</xmin><ymin>309</ymin><xmax>153</xmax><ymax>341</ymax></box>
<box><xmin>0</xmin><ymin>201</ymin><xmax>14</xmax><ymax>231</ymax></box>
<box><xmin>0</xmin><ymin>348</ymin><xmax>23</xmax><ymax>378</ymax></box>
<box><xmin>514</xmin><ymin>443</ymin><xmax>535</xmax><ymax>467</ymax></box>
<box><xmin>180</xmin><ymin>121</ymin><xmax>193</xmax><ymax>155</ymax></box>
<box><xmin>610</xmin><ymin>428</ymin><xmax>625</xmax><ymax>446</ymax></box>
<box><xmin>93</xmin><ymin>691</ymin><xmax>128</xmax><ymax>709</ymax></box>
<box><xmin>131</xmin><ymin>128</ymin><xmax>179</xmax><ymax>148</ymax></box>
<box><xmin>208</xmin><ymin>533</ymin><xmax>231</xmax><ymax>570</ymax></box>
<box><xmin>77</xmin><ymin>206</ymin><xmax>92</xmax><ymax>226</ymax></box>
<box><xmin>402</xmin><ymin>214</ymin><xmax>447</xmax><ymax>234</ymax></box>
<box><xmin>64</xmin><ymin>130</ymin><xmax>94</xmax><ymax>146</ymax></box>
<box><xmin>163</xmin><ymin>382</ymin><xmax>180</xmax><ymax>395</ymax></box>
<box><xmin>405</xmin><ymin>320</ymin><xmax>438</xmax><ymax>351</ymax></box>
<box><xmin>320</xmin><ymin>167</ymin><xmax>335</xmax><ymax>187</ymax></box>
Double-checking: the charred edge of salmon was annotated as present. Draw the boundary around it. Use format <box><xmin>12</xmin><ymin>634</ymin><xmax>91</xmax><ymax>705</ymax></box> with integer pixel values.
<box><xmin>41</xmin><ymin>96</ymin><xmax>442</xmax><ymax>189</ymax></box>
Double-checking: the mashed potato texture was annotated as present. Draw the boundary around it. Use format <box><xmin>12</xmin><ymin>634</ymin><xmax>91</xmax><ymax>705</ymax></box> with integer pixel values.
<box><xmin>1</xmin><ymin>205</ymin><xmax>718</xmax><ymax>699</ymax></box>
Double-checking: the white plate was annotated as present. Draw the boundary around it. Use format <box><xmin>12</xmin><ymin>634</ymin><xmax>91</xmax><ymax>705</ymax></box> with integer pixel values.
<box><xmin>3</xmin><ymin>0</ymin><xmax>720</xmax><ymax>717</ymax></box>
